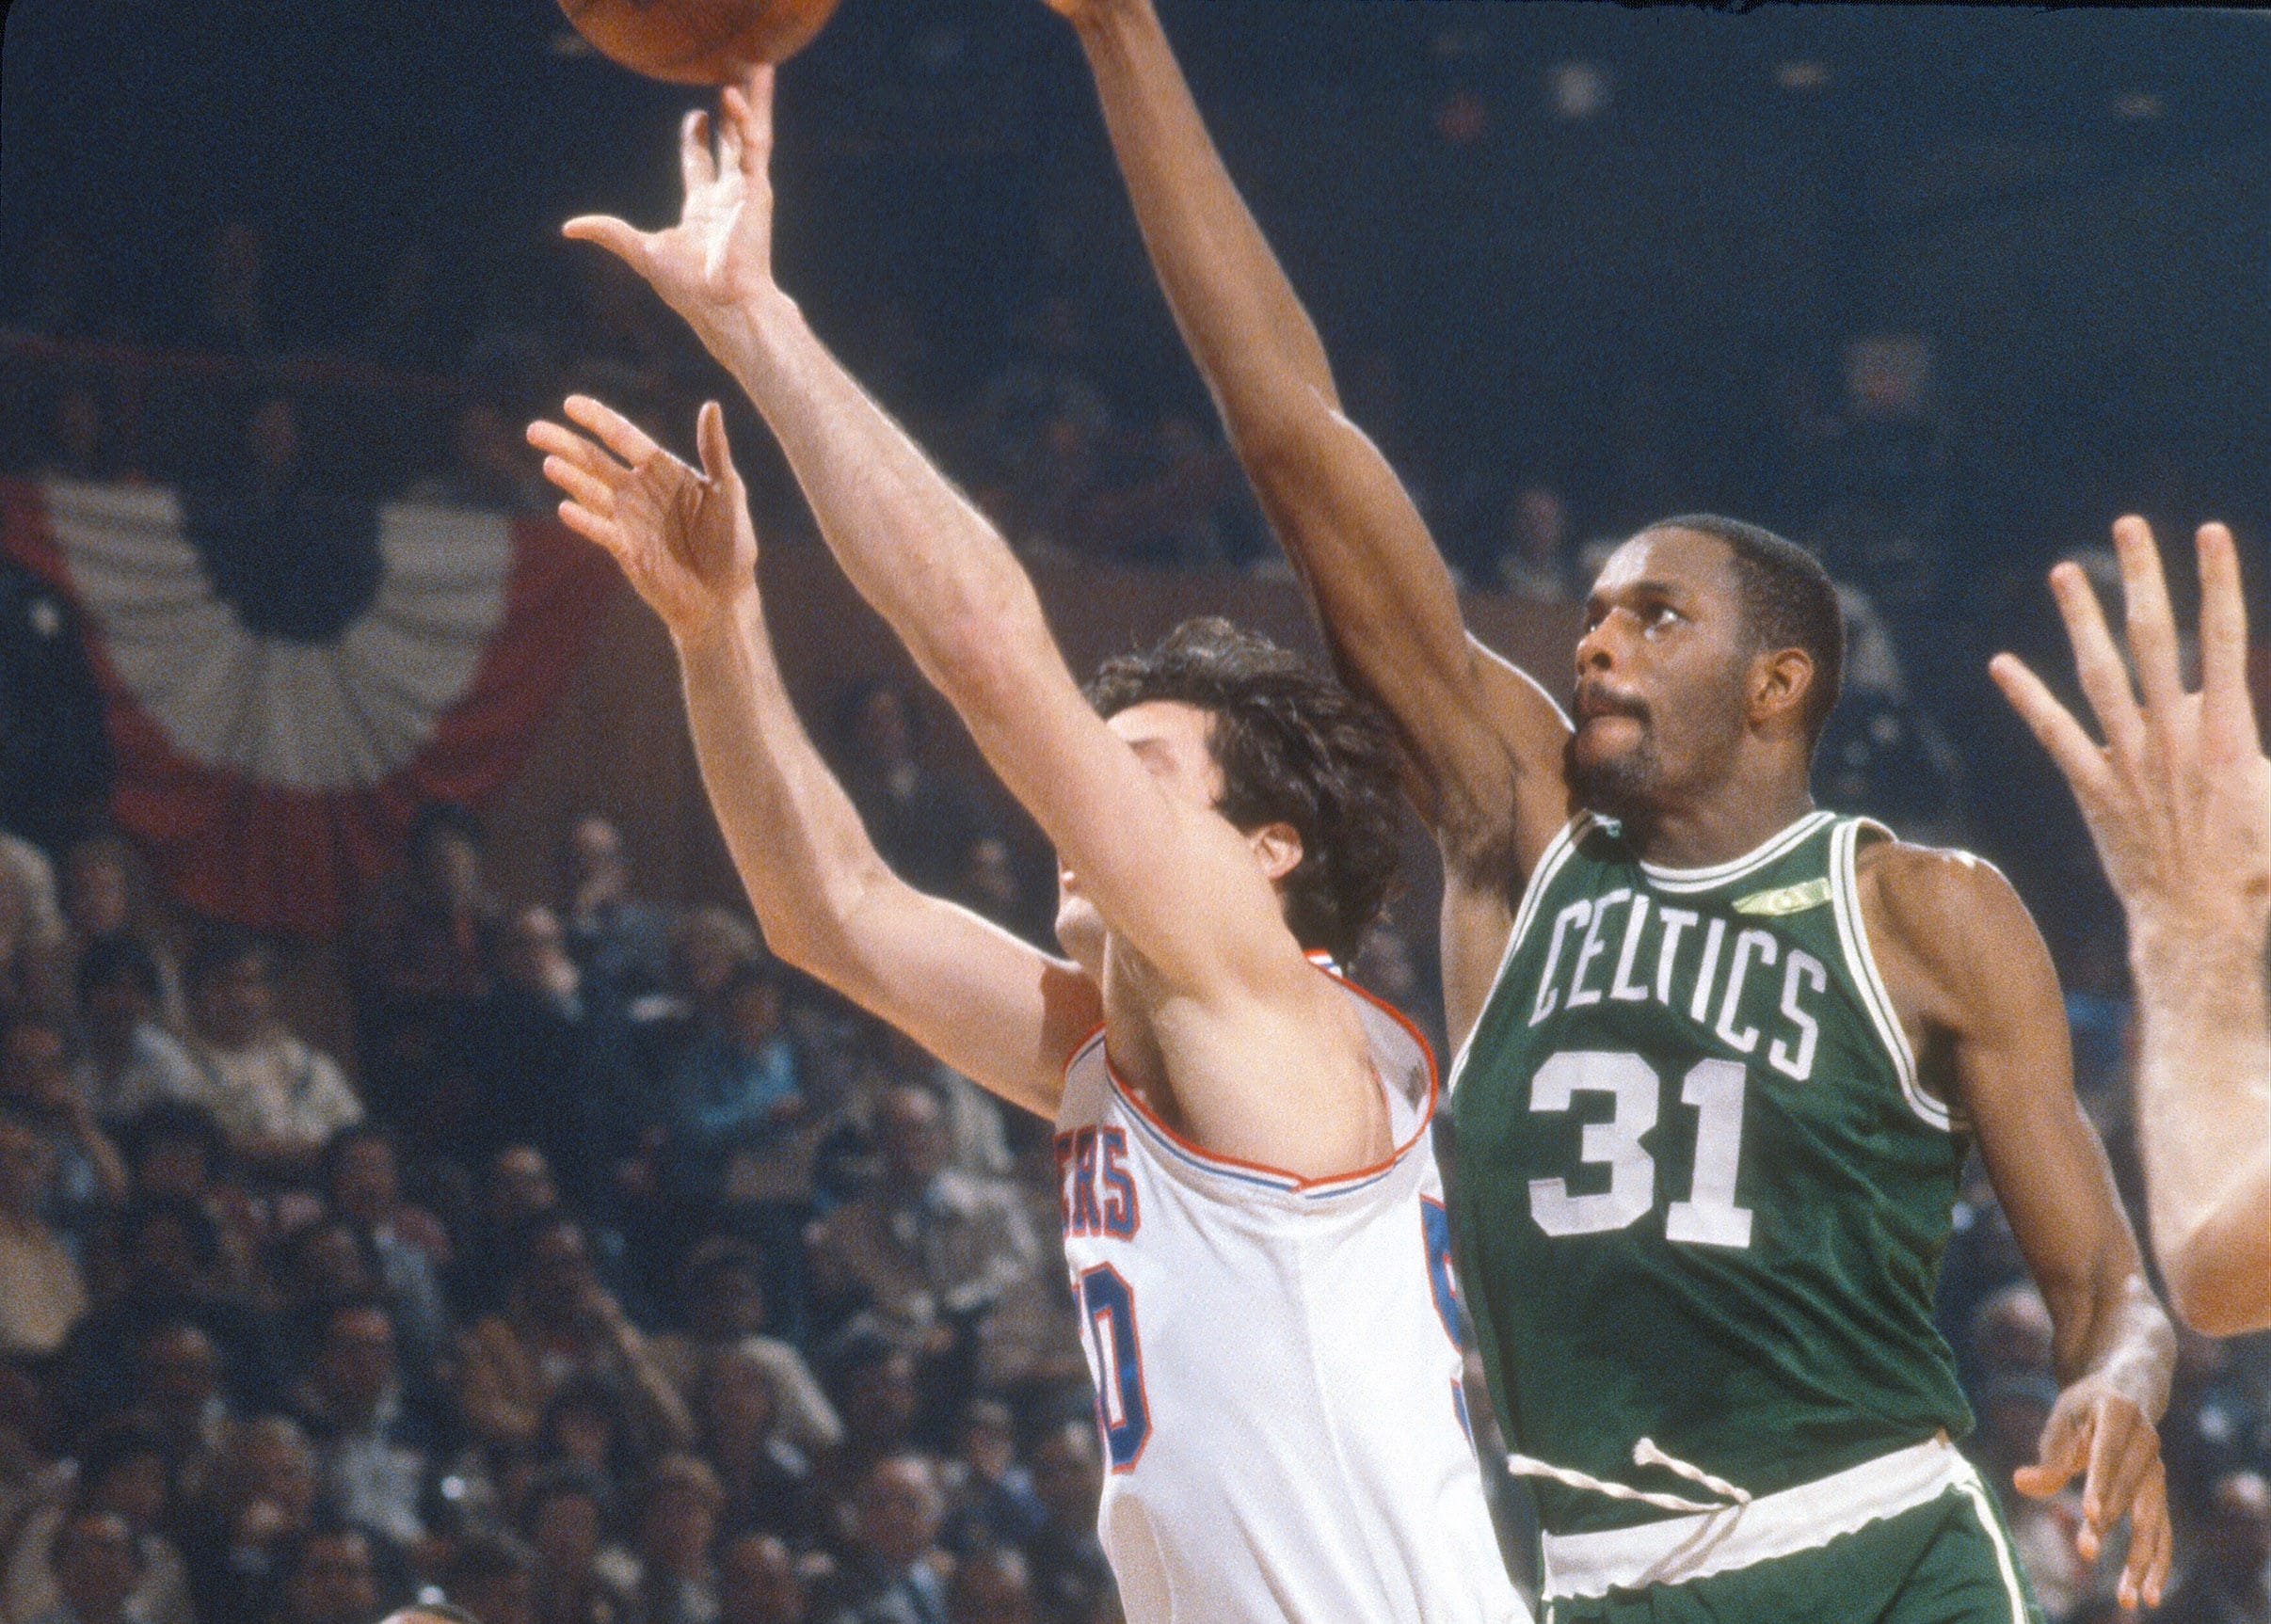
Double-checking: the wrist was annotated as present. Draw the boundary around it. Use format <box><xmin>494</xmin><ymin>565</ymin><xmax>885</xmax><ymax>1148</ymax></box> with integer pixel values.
<box><xmin>2128</xmin><ymin>911</ymin><xmax>2269</xmax><ymax>995</ymax></box>
<box><xmin>672</xmin><ymin>588</ymin><xmax>762</xmax><ymax>666</ymax></box>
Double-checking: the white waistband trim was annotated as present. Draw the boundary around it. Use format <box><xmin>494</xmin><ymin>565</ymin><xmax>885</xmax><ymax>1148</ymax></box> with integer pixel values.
<box><xmin>1539</xmin><ymin>1436</ymin><xmax>1975</xmax><ymax>1600</ymax></box>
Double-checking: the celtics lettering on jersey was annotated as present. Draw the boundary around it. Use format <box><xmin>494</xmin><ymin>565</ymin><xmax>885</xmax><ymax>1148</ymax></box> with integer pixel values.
<box><xmin>1449</xmin><ymin>809</ymin><xmax>1975</xmax><ymax>1537</ymax></box>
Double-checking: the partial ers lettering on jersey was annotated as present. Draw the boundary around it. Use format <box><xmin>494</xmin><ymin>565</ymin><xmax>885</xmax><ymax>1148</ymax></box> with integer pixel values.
<box><xmin>1056</xmin><ymin>1124</ymin><xmax>1141</xmax><ymax>1240</ymax></box>
<box><xmin>1527</xmin><ymin>895</ymin><xmax>1826</xmax><ymax>1083</ymax></box>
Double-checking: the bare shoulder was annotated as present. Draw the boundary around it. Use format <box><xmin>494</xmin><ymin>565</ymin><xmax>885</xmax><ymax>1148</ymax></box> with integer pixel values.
<box><xmin>1854</xmin><ymin>836</ymin><xmax>2047</xmax><ymax>1015</ymax></box>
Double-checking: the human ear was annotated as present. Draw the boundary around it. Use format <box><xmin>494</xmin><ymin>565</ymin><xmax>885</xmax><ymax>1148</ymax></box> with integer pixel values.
<box><xmin>1751</xmin><ymin>646</ymin><xmax>1816</xmax><ymax>731</ymax></box>
<box><xmin>1249</xmin><ymin>821</ymin><xmax>1304</xmax><ymax>884</ymax></box>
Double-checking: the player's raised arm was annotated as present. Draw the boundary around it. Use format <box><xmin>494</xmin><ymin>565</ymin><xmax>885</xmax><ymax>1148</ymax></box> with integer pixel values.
<box><xmin>527</xmin><ymin>399</ymin><xmax>1098</xmax><ymax>1118</ymax></box>
<box><xmin>566</xmin><ymin>71</ymin><xmax>1339</xmax><ymax>1015</ymax></box>
<box><xmin>1991</xmin><ymin>517</ymin><xmax>2269</xmax><ymax>1336</ymax></box>
<box><xmin>1052</xmin><ymin>7</ymin><xmax>1567</xmax><ymax>830</ymax></box>
<box><xmin>1861</xmin><ymin>845</ymin><xmax>2177</xmax><ymax>1609</ymax></box>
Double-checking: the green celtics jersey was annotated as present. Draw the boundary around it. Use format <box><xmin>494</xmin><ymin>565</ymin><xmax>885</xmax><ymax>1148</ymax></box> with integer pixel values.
<box><xmin>1449</xmin><ymin>808</ymin><xmax>1974</xmax><ymax>1537</ymax></box>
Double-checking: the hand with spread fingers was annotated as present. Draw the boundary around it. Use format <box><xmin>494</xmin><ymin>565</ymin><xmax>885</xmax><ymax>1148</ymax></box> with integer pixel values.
<box><xmin>561</xmin><ymin>64</ymin><xmax>787</xmax><ymax>353</ymax></box>
<box><xmin>2011</xmin><ymin>1372</ymin><xmax>2172</xmax><ymax>1609</ymax></box>
<box><xmin>1991</xmin><ymin>515</ymin><xmax>2270</xmax><ymax>1339</ymax></box>
<box><xmin>527</xmin><ymin>395</ymin><xmax>757</xmax><ymax>647</ymax></box>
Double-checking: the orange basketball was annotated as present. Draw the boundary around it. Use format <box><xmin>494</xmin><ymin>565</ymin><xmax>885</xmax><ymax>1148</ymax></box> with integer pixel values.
<box><xmin>557</xmin><ymin>0</ymin><xmax>841</xmax><ymax>83</ymax></box>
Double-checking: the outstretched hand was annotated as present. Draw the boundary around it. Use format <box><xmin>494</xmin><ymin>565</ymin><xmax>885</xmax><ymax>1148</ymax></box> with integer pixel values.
<box><xmin>1990</xmin><ymin>517</ymin><xmax>2269</xmax><ymax>958</ymax></box>
<box><xmin>562</xmin><ymin>64</ymin><xmax>783</xmax><ymax>346</ymax></box>
<box><xmin>2012</xmin><ymin>1376</ymin><xmax>2171</xmax><ymax>1609</ymax></box>
<box><xmin>529</xmin><ymin>396</ymin><xmax>757</xmax><ymax>645</ymax></box>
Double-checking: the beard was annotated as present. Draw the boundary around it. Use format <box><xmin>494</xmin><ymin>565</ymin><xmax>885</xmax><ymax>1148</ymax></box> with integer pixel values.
<box><xmin>1565</xmin><ymin>720</ymin><xmax>1665</xmax><ymax>821</ymax></box>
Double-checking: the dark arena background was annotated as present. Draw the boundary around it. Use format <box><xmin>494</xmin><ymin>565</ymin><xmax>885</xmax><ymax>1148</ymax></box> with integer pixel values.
<box><xmin>1</xmin><ymin>3</ymin><xmax>2266</xmax><ymax>1621</ymax></box>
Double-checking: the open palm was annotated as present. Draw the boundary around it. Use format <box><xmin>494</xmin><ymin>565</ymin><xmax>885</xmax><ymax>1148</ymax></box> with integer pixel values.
<box><xmin>530</xmin><ymin>396</ymin><xmax>758</xmax><ymax>645</ymax></box>
<box><xmin>564</xmin><ymin>66</ymin><xmax>780</xmax><ymax>344</ymax></box>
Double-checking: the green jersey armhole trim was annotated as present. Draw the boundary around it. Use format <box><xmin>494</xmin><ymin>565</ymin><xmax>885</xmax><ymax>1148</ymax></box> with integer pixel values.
<box><xmin>1635</xmin><ymin>808</ymin><xmax>1838</xmax><ymax>895</ymax></box>
<box><xmin>1829</xmin><ymin>818</ymin><xmax>1955</xmax><ymax>1133</ymax></box>
<box><xmin>1447</xmin><ymin>813</ymin><xmax>1590</xmax><ymax>1095</ymax></box>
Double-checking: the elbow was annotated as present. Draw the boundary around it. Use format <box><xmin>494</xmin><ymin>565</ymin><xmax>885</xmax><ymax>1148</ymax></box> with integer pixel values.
<box><xmin>1223</xmin><ymin>383</ymin><xmax>1343</xmax><ymax>482</ymax></box>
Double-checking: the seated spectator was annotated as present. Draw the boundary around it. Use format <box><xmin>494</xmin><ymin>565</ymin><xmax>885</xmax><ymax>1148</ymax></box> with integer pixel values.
<box><xmin>111</xmin><ymin>1103</ymin><xmax>261</xmax><ymax>1299</ymax></box>
<box><xmin>322</xmin><ymin>1128</ymin><xmax>451</xmax><ymax>1377</ymax></box>
<box><xmin>181</xmin><ymin>1416</ymin><xmax>320</xmax><ymax>1624</ymax></box>
<box><xmin>536</xmin><ymin>1377</ymin><xmax>643</xmax><ymax>1491</ymax></box>
<box><xmin>478</xmin><ymin>908</ymin><xmax>637</xmax><ymax>1193</ymax></box>
<box><xmin>0</xmin><ymin>1103</ymin><xmax>88</xmax><ymax>1362</ymax></box>
<box><xmin>0</xmin><ymin>836</ymin><xmax>69</xmax><ymax>1024</ymax></box>
<box><xmin>834</xmin><ymin>684</ymin><xmax>980</xmax><ymax>897</ymax></box>
<box><xmin>944</xmin><ymin>1544</ymin><xmax>1034</xmax><ymax>1624</ymax></box>
<box><xmin>560</xmin><ymin>816</ymin><xmax>670</xmax><ymax>1005</ymax></box>
<box><xmin>630</xmin><ymin>1455</ymin><xmax>725</xmax><ymax>1624</ymax></box>
<box><xmin>267</xmin><ymin>1521</ymin><xmax>391</xmax><ymax>1624</ymax></box>
<box><xmin>123</xmin><ymin>1320</ymin><xmax>235</xmax><ymax>1508</ymax></box>
<box><xmin>808</xmin><ymin>1334</ymin><xmax>920</xmax><ymax>1548</ymax></box>
<box><xmin>22</xmin><ymin>1505</ymin><xmax>145</xmax><ymax>1624</ymax></box>
<box><xmin>2</xmin><ymin>1012</ymin><xmax>129</xmax><ymax>1235</ymax></box>
<box><xmin>694</xmin><ymin>1345</ymin><xmax>814</xmax><ymax>1543</ymax></box>
<box><xmin>716</xmin><ymin>1531</ymin><xmax>808</xmax><ymax>1624</ymax></box>
<box><xmin>5</xmin><ymin>1419</ymin><xmax>188</xmax><ymax>1624</ymax></box>
<box><xmin>937</xmin><ymin>1402</ymin><xmax>1044</xmax><ymax>1558</ymax></box>
<box><xmin>666</xmin><ymin>960</ymin><xmax>806</xmax><ymax>1215</ymax></box>
<box><xmin>181</xmin><ymin>933</ymin><xmax>362</xmax><ymax>1181</ymax></box>
<box><xmin>455</xmin><ymin>1218</ymin><xmax>692</xmax><ymax>1459</ymax></box>
<box><xmin>520</xmin><ymin>1465</ymin><xmax>637</xmax><ymax>1624</ymax></box>
<box><xmin>58</xmin><ymin>1196</ymin><xmax>271</xmax><ymax>1429</ymax></box>
<box><xmin>58</xmin><ymin>837</ymin><xmax>184</xmax><ymax>1032</ymax></box>
<box><xmin>649</xmin><ymin>1237</ymin><xmax>838</xmax><ymax>1459</ymax></box>
<box><xmin>1020</xmin><ymin>1425</ymin><xmax>1111</xmax><ymax>1624</ymax></box>
<box><xmin>804</xmin><ymin>1084</ymin><xmax>1047</xmax><ymax>1396</ymax></box>
<box><xmin>0</xmin><ymin>1366</ymin><xmax>64</xmax><ymax>1541</ymax></box>
<box><xmin>448</xmin><ymin>1147</ymin><xmax>564</xmax><ymax>1320</ymax></box>
<box><xmin>286</xmin><ymin>1300</ymin><xmax>441</xmax><ymax>1552</ymax></box>
<box><xmin>70</xmin><ymin>940</ymin><xmax>200</xmax><ymax>1128</ymax></box>
<box><xmin>349</xmin><ymin>804</ymin><xmax>500</xmax><ymax>1151</ymax></box>
<box><xmin>441</xmin><ymin>1532</ymin><xmax>539</xmax><ymax>1624</ymax></box>
<box><xmin>811</xmin><ymin>1454</ymin><xmax>947</xmax><ymax>1624</ymax></box>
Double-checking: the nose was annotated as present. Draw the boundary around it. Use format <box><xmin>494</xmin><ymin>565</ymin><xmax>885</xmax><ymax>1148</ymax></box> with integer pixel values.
<box><xmin>1574</xmin><ymin>612</ymin><xmax>1623</xmax><ymax>679</ymax></box>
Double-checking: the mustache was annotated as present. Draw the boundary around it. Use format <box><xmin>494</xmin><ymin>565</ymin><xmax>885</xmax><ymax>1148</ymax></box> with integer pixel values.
<box><xmin>1572</xmin><ymin>681</ymin><xmax>1648</xmax><ymax>724</ymax></box>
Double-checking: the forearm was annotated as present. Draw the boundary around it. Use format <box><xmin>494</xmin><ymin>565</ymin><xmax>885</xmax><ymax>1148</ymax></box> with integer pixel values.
<box><xmin>675</xmin><ymin>593</ymin><xmax>896</xmax><ymax>983</ymax></box>
<box><xmin>710</xmin><ymin>296</ymin><xmax>1069</xmax><ymax>762</ymax></box>
<box><xmin>2130</xmin><ymin>927</ymin><xmax>2271</xmax><ymax>1331</ymax></box>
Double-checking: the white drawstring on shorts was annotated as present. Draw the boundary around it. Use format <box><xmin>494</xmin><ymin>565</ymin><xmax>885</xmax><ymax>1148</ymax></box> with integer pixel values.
<box><xmin>1505</xmin><ymin>1438</ymin><xmax>1754</xmax><ymax>1517</ymax></box>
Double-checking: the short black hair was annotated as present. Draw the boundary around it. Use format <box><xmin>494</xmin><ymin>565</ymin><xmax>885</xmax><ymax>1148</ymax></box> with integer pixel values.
<box><xmin>1083</xmin><ymin>618</ymin><xmax>1404</xmax><ymax>965</ymax></box>
<box><xmin>184</xmin><ymin>925</ymin><xmax>273</xmax><ymax>993</ymax></box>
<box><xmin>1651</xmin><ymin>515</ymin><xmax>1845</xmax><ymax>747</ymax></box>
<box><xmin>120</xmin><ymin>1100</ymin><xmax>227</xmax><ymax>1174</ymax></box>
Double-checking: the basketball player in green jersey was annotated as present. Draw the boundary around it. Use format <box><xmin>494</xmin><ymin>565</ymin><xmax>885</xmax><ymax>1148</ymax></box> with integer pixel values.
<box><xmin>1039</xmin><ymin>0</ymin><xmax>2177</xmax><ymax>1616</ymax></box>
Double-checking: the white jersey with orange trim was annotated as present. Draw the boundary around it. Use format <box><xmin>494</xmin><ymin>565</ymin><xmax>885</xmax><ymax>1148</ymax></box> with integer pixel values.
<box><xmin>1052</xmin><ymin>959</ymin><xmax>1527</xmax><ymax>1624</ymax></box>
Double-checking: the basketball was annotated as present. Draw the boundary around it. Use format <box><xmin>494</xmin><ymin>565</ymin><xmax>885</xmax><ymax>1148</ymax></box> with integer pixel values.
<box><xmin>557</xmin><ymin>0</ymin><xmax>842</xmax><ymax>83</ymax></box>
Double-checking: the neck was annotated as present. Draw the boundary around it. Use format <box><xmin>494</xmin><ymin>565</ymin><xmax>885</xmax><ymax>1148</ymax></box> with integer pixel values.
<box><xmin>1618</xmin><ymin>773</ymin><xmax>1816</xmax><ymax>870</ymax></box>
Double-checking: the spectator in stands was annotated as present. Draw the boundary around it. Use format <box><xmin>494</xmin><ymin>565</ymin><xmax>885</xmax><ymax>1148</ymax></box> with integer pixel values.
<box><xmin>450</xmin><ymin>1145</ymin><xmax>564</xmax><ymax>1319</ymax></box>
<box><xmin>23</xmin><ymin>1504</ymin><xmax>145</xmax><ymax>1624</ymax></box>
<box><xmin>804</xmin><ymin>1083</ymin><xmax>1046</xmax><ymax>1395</ymax></box>
<box><xmin>71</xmin><ymin>939</ymin><xmax>201</xmax><ymax>1127</ymax></box>
<box><xmin>812</xmin><ymin>1454</ymin><xmax>947</xmax><ymax>1624</ymax></box>
<box><xmin>114</xmin><ymin>1103</ymin><xmax>261</xmax><ymax>1298</ymax></box>
<box><xmin>1</xmin><ymin>1012</ymin><xmax>129</xmax><ymax>1234</ymax></box>
<box><xmin>286</xmin><ymin>1300</ymin><xmax>440</xmax><ymax>1552</ymax></box>
<box><xmin>809</xmin><ymin>1335</ymin><xmax>920</xmax><ymax>1546</ymax></box>
<box><xmin>629</xmin><ymin>1454</ymin><xmax>725</xmax><ymax>1624</ymax></box>
<box><xmin>944</xmin><ymin>1545</ymin><xmax>1034</xmax><ymax>1624</ymax></box>
<box><xmin>521</xmin><ymin>1464</ymin><xmax>637</xmax><ymax>1624</ymax></box>
<box><xmin>59</xmin><ymin>836</ymin><xmax>184</xmax><ymax>1029</ymax></box>
<box><xmin>693</xmin><ymin>1344</ymin><xmax>814</xmax><ymax>1543</ymax></box>
<box><xmin>350</xmin><ymin>804</ymin><xmax>500</xmax><ymax>1149</ymax></box>
<box><xmin>455</xmin><ymin>1217</ymin><xmax>692</xmax><ymax>1458</ymax></box>
<box><xmin>59</xmin><ymin>1196</ymin><xmax>269</xmax><ymax>1429</ymax></box>
<box><xmin>440</xmin><ymin>1533</ymin><xmax>539</xmax><ymax>1624</ymax></box>
<box><xmin>5</xmin><ymin>1418</ymin><xmax>188</xmax><ymax>1624</ymax></box>
<box><xmin>182</xmin><ymin>1416</ymin><xmax>320</xmax><ymax>1624</ymax></box>
<box><xmin>666</xmin><ymin>959</ymin><xmax>805</xmax><ymax>1217</ymax></box>
<box><xmin>322</xmin><ymin>1127</ymin><xmax>451</xmax><ymax>1377</ymax></box>
<box><xmin>1495</xmin><ymin>484</ymin><xmax>1575</xmax><ymax>604</ymax></box>
<box><xmin>182</xmin><ymin>933</ymin><xmax>362</xmax><ymax>1181</ymax></box>
<box><xmin>715</xmin><ymin>1531</ymin><xmax>808</xmax><ymax>1624</ymax></box>
<box><xmin>937</xmin><ymin>1402</ymin><xmax>1043</xmax><ymax>1558</ymax></box>
<box><xmin>537</xmin><ymin>1377</ymin><xmax>643</xmax><ymax>1491</ymax></box>
<box><xmin>2159</xmin><ymin>1470</ymin><xmax>2271</xmax><ymax>1624</ymax></box>
<box><xmin>649</xmin><ymin>1237</ymin><xmax>838</xmax><ymax>1459</ymax></box>
<box><xmin>0</xmin><ymin>1102</ymin><xmax>88</xmax><ymax>1362</ymax></box>
<box><xmin>267</xmin><ymin>1521</ymin><xmax>390</xmax><ymax>1624</ymax></box>
<box><xmin>124</xmin><ymin>1320</ymin><xmax>234</xmax><ymax>1508</ymax></box>
<box><xmin>561</xmin><ymin>817</ymin><xmax>670</xmax><ymax>1005</ymax></box>
<box><xmin>835</xmin><ymin>684</ymin><xmax>980</xmax><ymax>898</ymax></box>
<box><xmin>1020</xmin><ymin>1425</ymin><xmax>1111</xmax><ymax>1624</ymax></box>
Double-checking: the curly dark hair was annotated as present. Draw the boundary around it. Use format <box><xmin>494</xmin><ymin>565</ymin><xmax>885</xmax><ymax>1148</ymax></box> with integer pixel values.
<box><xmin>1083</xmin><ymin>618</ymin><xmax>1404</xmax><ymax>966</ymax></box>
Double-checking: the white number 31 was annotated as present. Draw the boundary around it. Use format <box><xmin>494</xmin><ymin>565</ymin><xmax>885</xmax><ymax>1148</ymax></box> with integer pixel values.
<box><xmin>1527</xmin><ymin>1049</ymin><xmax>1754</xmax><ymax>1248</ymax></box>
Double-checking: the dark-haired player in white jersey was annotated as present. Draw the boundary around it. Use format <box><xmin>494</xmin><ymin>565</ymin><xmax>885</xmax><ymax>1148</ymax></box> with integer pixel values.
<box><xmin>529</xmin><ymin>67</ymin><xmax>1524</xmax><ymax>1624</ymax></box>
